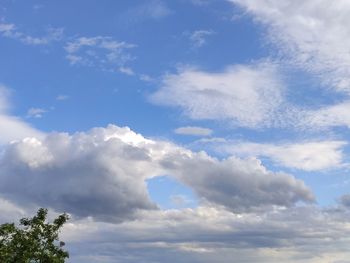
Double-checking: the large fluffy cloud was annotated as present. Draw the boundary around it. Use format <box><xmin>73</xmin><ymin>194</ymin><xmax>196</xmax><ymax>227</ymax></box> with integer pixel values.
<box><xmin>162</xmin><ymin>153</ymin><xmax>313</xmax><ymax>212</ymax></box>
<box><xmin>0</xmin><ymin>125</ymin><xmax>313</xmax><ymax>221</ymax></box>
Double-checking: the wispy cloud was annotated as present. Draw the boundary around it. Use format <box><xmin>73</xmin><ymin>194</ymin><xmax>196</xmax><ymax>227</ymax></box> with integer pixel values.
<box><xmin>56</xmin><ymin>94</ymin><xmax>69</xmax><ymax>101</ymax></box>
<box><xmin>174</xmin><ymin>126</ymin><xmax>213</xmax><ymax>136</ymax></box>
<box><xmin>118</xmin><ymin>66</ymin><xmax>135</xmax><ymax>76</ymax></box>
<box><xmin>26</xmin><ymin>107</ymin><xmax>47</xmax><ymax>118</ymax></box>
<box><xmin>151</xmin><ymin>62</ymin><xmax>285</xmax><ymax>128</ymax></box>
<box><xmin>121</xmin><ymin>0</ymin><xmax>172</xmax><ymax>24</ymax></box>
<box><xmin>204</xmin><ymin>139</ymin><xmax>348</xmax><ymax>171</ymax></box>
<box><xmin>0</xmin><ymin>22</ymin><xmax>63</xmax><ymax>45</ymax></box>
<box><xmin>229</xmin><ymin>0</ymin><xmax>350</xmax><ymax>94</ymax></box>
<box><xmin>64</xmin><ymin>36</ymin><xmax>135</xmax><ymax>70</ymax></box>
<box><xmin>189</xmin><ymin>30</ymin><xmax>215</xmax><ymax>48</ymax></box>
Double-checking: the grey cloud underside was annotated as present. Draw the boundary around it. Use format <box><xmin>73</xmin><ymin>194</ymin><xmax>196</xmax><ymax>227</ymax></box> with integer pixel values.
<box><xmin>0</xmin><ymin>125</ymin><xmax>313</xmax><ymax>221</ymax></box>
<box><xmin>62</xmin><ymin>206</ymin><xmax>350</xmax><ymax>262</ymax></box>
<box><xmin>161</xmin><ymin>153</ymin><xmax>314</xmax><ymax>212</ymax></box>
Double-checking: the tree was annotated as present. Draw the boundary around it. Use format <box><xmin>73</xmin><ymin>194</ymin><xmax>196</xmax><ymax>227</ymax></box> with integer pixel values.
<box><xmin>0</xmin><ymin>208</ymin><xmax>69</xmax><ymax>263</ymax></box>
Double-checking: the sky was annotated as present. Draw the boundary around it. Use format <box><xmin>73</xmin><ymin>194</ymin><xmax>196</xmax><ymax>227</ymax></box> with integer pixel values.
<box><xmin>1</xmin><ymin>0</ymin><xmax>350</xmax><ymax>262</ymax></box>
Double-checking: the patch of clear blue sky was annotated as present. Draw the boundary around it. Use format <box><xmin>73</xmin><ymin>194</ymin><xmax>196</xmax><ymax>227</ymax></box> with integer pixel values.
<box><xmin>147</xmin><ymin>176</ymin><xmax>198</xmax><ymax>209</ymax></box>
<box><xmin>0</xmin><ymin>0</ymin><xmax>348</xmax><ymax>208</ymax></box>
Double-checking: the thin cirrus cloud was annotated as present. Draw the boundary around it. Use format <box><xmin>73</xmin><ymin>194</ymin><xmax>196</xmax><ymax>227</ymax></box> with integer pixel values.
<box><xmin>0</xmin><ymin>22</ymin><xmax>63</xmax><ymax>45</ymax></box>
<box><xmin>174</xmin><ymin>126</ymin><xmax>213</xmax><ymax>136</ymax></box>
<box><xmin>229</xmin><ymin>0</ymin><xmax>350</xmax><ymax>93</ymax></box>
<box><xmin>208</xmin><ymin>140</ymin><xmax>347</xmax><ymax>171</ymax></box>
<box><xmin>151</xmin><ymin>62</ymin><xmax>285</xmax><ymax>128</ymax></box>
<box><xmin>64</xmin><ymin>36</ymin><xmax>136</xmax><ymax>69</ymax></box>
<box><xmin>226</xmin><ymin>0</ymin><xmax>350</xmax><ymax>131</ymax></box>
<box><xmin>0</xmin><ymin>124</ymin><xmax>313</xmax><ymax>222</ymax></box>
<box><xmin>0</xmin><ymin>22</ymin><xmax>137</xmax><ymax>73</ymax></box>
<box><xmin>302</xmin><ymin>101</ymin><xmax>350</xmax><ymax>129</ymax></box>
<box><xmin>120</xmin><ymin>0</ymin><xmax>172</xmax><ymax>24</ymax></box>
<box><xmin>189</xmin><ymin>29</ymin><xmax>215</xmax><ymax>48</ymax></box>
<box><xmin>26</xmin><ymin>107</ymin><xmax>47</xmax><ymax>118</ymax></box>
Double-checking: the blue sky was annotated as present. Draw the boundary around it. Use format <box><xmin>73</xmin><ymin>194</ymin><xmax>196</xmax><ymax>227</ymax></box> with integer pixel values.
<box><xmin>2</xmin><ymin>0</ymin><xmax>350</xmax><ymax>262</ymax></box>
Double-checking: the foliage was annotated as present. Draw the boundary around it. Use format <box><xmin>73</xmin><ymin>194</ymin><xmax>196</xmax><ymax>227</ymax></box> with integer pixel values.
<box><xmin>0</xmin><ymin>208</ymin><xmax>69</xmax><ymax>263</ymax></box>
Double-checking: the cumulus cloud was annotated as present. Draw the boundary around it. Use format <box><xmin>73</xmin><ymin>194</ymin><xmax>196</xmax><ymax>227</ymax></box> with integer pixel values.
<box><xmin>0</xmin><ymin>85</ymin><xmax>43</xmax><ymax>144</ymax></box>
<box><xmin>151</xmin><ymin>62</ymin><xmax>284</xmax><ymax>128</ymax></box>
<box><xmin>0</xmin><ymin>127</ymin><xmax>159</xmax><ymax>222</ymax></box>
<box><xmin>209</xmin><ymin>140</ymin><xmax>347</xmax><ymax>171</ymax></box>
<box><xmin>162</xmin><ymin>154</ymin><xmax>314</xmax><ymax>212</ymax></box>
<box><xmin>229</xmin><ymin>0</ymin><xmax>350</xmax><ymax>93</ymax></box>
<box><xmin>174</xmin><ymin>126</ymin><xmax>213</xmax><ymax>136</ymax></box>
<box><xmin>0</xmin><ymin>125</ymin><xmax>312</xmax><ymax>221</ymax></box>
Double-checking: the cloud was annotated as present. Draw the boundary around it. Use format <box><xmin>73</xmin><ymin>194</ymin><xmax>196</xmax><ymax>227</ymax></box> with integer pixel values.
<box><xmin>162</xmin><ymin>154</ymin><xmax>314</xmax><ymax>212</ymax></box>
<box><xmin>151</xmin><ymin>62</ymin><xmax>284</xmax><ymax>128</ymax></box>
<box><xmin>0</xmin><ymin>22</ymin><xmax>63</xmax><ymax>45</ymax></box>
<box><xmin>189</xmin><ymin>30</ymin><xmax>215</xmax><ymax>48</ymax></box>
<box><xmin>64</xmin><ymin>36</ymin><xmax>135</xmax><ymax>70</ymax></box>
<box><xmin>2</xmin><ymin>196</ymin><xmax>350</xmax><ymax>262</ymax></box>
<box><xmin>0</xmin><ymin>85</ymin><xmax>43</xmax><ymax>144</ymax></box>
<box><xmin>209</xmin><ymin>140</ymin><xmax>347</xmax><ymax>171</ymax></box>
<box><xmin>122</xmin><ymin>0</ymin><xmax>172</xmax><ymax>24</ymax></box>
<box><xmin>174</xmin><ymin>126</ymin><xmax>213</xmax><ymax>136</ymax></box>
<box><xmin>118</xmin><ymin>66</ymin><xmax>135</xmax><ymax>76</ymax></box>
<box><xmin>26</xmin><ymin>107</ymin><xmax>47</xmax><ymax>118</ymax></box>
<box><xmin>302</xmin><ymin>101</ymin><xmax>350</xmax><ymax>129</ymax></box>
<box><xmin>56</xmin><ymin>95</ymin><xmax>69</xmax><ymax>101</ymax></box>
<box><xmin>229</xmin><ymin>0</ymin><xmax>350</xmax><ymax>93</ymax></box>
<box><xmin>0</xmin><ymin>127</ymin><xmax>159</xmax><ymax>222</ymax></box>
<box><xmin>340</xmin><ymin>194</ymin><xmax>350</xmax><ymax>208</ymax></box>
<box><xmin>58</xmin><ymin>205</ymin><xmax>350</xmax><ymax>262</ymax></box>
<box><xmin>0</xmin><ymin>125</ymin><xmax>312</xmax><ymax>221</ymax></box>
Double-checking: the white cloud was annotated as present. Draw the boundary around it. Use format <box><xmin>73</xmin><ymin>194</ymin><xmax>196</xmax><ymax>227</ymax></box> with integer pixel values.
<box><xmin>139</xmin><ymin>74</ymin><xmax>153</xmax><ymax>82</ymax></box>
<box><xmin>174</xmin><ymin>126</ymin><xmax>213</xmax><ymax>136</ymax></box>
<box><xmin>0</xmin><ymin>23</ymin><xmax>63</xmax><ymax>45</ymax></box>
<box><xmin>229</xmin><ymin>0</ymin><xmax>350</xmax><ymax>93</ymax></box>
<box><xmin>56</xmin><ymin>94</ymin><xmax>69</xmax><ymax>101</ymax></box>
<box><xmin>151</xmin><ymin>62</ymin><xmax>284</xmax><ymax>128</ymax></box>
<box><xmin>302</xmin><ymin>101</ymin><xmax>350</xmax><ymax>129</ymax></box>
<box><xmin>65</xmin><ymin>36</ymin><xmax>135</xmax><ymax>69</ymax></box>
<box><xmin>215</xmin><ymin>140</ymin><xmax>347</xmax><ymax>171</ymax></box>
<box><xmin>0</xmin><ymin>85</ymin><xmax>43</xmax><ymax>144</ymax></box>
<box><xmin>0</xmin><ymin>125</ymin><xmax>312</xmax><ymax>221</ymax></box>
<box><xmin>189</xmin><ymin>30</ymin><xmax>214</xmax><ymax>48</ymax></box>
<box><xmin>118</xmin><ymin>66</ymin><xmax>135</xmax><ymax>76</ymax></box>
<box><xmin>26</xmin><ymin>107</ymin><xmax>47</xmax><ymax>118</ymax></box>
<box><xmin>190</xmin><ymin>0</ymin><xmax>210</xmax><ymax>6</ymax></box>
<box><xmin>122</xmin><ymin>0</ymin><xmax>172</xmax><ymax>24</ymax></box>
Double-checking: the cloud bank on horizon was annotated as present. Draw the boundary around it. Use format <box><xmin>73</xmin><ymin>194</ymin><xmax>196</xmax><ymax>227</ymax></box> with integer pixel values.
<box><xmin>1</xmin><ymin>0</ymin><xmax>350</xmax><ymax>262</ymax></box>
